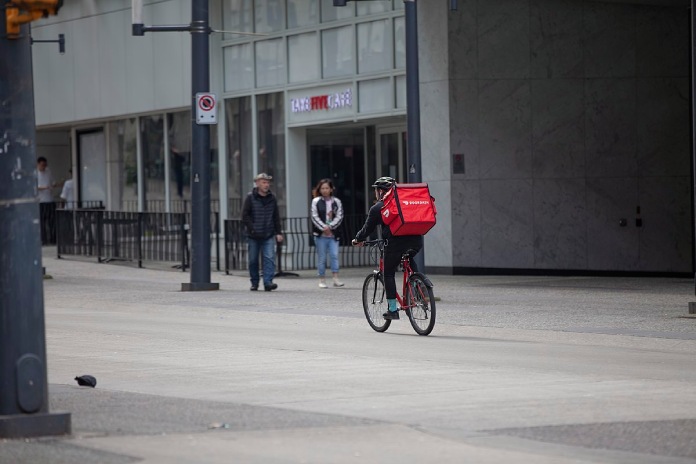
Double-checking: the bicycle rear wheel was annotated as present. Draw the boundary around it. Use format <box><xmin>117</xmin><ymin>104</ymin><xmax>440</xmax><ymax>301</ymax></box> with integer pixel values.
<box><xmin>362</xmin><ymin>273</ymin><xmax>390</xmax><ymax>332</ymax></box>
<box><xmin>405</xmin><ymin>273</ymin><xmax>436</xmax><ymax>336</ymax></box>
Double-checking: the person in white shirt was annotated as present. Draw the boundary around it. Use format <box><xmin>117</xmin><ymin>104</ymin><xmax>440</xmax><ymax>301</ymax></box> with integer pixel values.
<box><xmin>37</xmin><ymin>157</ymin><xmax>55</xmax><ymax>203</ymax></box>
<box><xmin>37</xmin><ymin>157</ymin><xmax>57</xmax><ymax>244</ymax></box>
<box><xmin>60</xmin><ymin>169</ymin><xmax>75</xmax><ymax>209</ymax></box>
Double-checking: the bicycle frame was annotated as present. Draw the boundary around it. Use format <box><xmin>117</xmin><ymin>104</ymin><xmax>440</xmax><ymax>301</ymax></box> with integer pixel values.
<box><xmin>373</xmin><ymin>240</ymin><xmax>417</xmax><ymax>312</ymax></box>
<box><xmin>361</xmin><ymin>238</ymin><xmax>436</xmax><ymax>335</ymax></box>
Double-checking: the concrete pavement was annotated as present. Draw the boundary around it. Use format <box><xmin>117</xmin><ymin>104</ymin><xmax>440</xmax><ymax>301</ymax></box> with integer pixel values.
<box><xmin>1</xmin><ymin>252</ymin><xmax>696</xmax><ymax>463</ymax></box>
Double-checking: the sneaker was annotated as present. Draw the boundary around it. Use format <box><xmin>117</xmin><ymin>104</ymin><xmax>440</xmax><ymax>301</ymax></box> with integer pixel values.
<box><xmin>383</xmin><ymin>310</ymin><xmax>400</xmax><ymax>320</ymax></box>
<box><xmin>333</xmin><ymin>278</ymin><xmax>344</xmax><ymax>287</ymax></box>
<box><xmin>319</xmin><ymin>279</ymin><xmax>328</xmax><ymax>289</ymax></box>
<box><xmin>250</xmin><ymin>285</ymin><xmax>258</xmax><ymax>291</ymax></box>
<box><xmin>264</xmin><ymin>283</ymin><xmax>278</xmax><ymax>292</ymax></box>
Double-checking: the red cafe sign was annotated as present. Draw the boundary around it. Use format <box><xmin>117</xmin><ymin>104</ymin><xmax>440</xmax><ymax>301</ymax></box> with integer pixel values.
<box><xmin>290</xmin><ymin>88</ymin><xmax>352</xmax><ymax>114</ymax></box>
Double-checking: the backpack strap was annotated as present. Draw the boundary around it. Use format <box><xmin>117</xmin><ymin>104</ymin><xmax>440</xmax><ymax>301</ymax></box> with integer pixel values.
<box><xmin>392</xmin><ymin>185</ymin><xmax>404</xmax><ymax>223</ymax></box>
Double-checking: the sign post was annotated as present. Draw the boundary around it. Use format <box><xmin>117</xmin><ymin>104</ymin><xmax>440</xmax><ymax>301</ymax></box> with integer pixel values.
<box><xmin>132</xmin><ymin>0</ymin><xmax>219</xmax><ymax>292</ymax></box>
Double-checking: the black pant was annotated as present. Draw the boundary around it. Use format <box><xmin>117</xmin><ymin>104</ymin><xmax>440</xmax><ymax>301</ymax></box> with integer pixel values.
<box><xmin>40</xmin><ymin>202</ymin><xmax>57</xmax><ymax>245</ymax></box>
<box><xmin>384</xmin><ymin>235</ymin><xmax>423</xmax><ymax>300</ymax></box>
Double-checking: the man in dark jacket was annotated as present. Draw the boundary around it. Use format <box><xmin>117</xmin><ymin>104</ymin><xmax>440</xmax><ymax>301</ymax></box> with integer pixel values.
<box><xmin>352</xmin><ymin>177</ymin><xmax>423</xmax><ymax>320</ymax></box>
<box><xmin>241</xmin><ymin>173</ymin><xmax>283</xmax><ymax>291</ymax></box>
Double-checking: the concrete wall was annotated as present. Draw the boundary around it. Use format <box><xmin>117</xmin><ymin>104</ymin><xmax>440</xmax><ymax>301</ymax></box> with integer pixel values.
<box><xmin>423</xmin><ymin>0</ymin><xmax>691</xmax><ymax>272</ymax></box>
<box><xmin>32</xmin><ymin>0</ymin><xmax>191</xmax><ymax>127</ymax></box>
<box><xmin>419</xmin><ymin>2</ymin><xmax>454</xmax><ymax>270</ymax></box>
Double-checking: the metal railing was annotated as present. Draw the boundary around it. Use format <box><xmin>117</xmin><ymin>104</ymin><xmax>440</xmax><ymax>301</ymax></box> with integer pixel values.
<box><xmin>224</xmin><ymin>214</ymin><xmax>374</xmax><ymax>273</ymax></box>
<box><xmin>40</xmin><ymin>201</ymin><xmax>104</xmax><ymax>245</ymax></box>
<box><xmin>121</xmin><ymin>199</ymin><xmax>221</xmax><ymax>214</ymax></box>
<box><xmin>56</xmin><ymin>209</ymin><xmax>221</xmax><ymax>271</ymax></box>
<box><xmin>57</xmin><ymin>209</ymin><xmax>372</xmax><ymax>273</ymax></box>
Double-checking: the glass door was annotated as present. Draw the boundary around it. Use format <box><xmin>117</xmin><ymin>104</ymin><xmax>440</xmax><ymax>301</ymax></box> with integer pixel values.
<box><xmin>377</xmin><ymin>126</ymin><xmax>407</xmax><ymax>183</ymax></box>
<box><xmin>77</xmin><ymin>129</ymin><xmax>107</xmax><ymax>206</ymax></box>
<box><xmin>308</xmin><ymin>128</ymin><xmax>366</xmax><ymax>218</ymax></box>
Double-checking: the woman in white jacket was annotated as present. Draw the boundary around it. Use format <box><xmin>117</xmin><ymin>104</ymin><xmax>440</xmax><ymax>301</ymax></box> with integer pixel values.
<box><xmin>310</xmin><ymin>179</ymin><xmax>344</xmax><ymax>288</ymax></box>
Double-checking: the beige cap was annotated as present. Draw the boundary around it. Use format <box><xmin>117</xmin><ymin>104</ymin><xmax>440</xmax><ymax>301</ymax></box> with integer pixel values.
<box><xmin>254</xmin><ymin>172</ymin><xmax>272</xmax><ymax>181</ymax></box>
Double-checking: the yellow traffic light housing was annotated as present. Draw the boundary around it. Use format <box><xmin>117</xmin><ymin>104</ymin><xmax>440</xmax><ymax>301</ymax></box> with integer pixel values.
<box><xmin>5</xmin><ymin>0</ymin><xmax>63</xmax><ymax>38</ymax></box>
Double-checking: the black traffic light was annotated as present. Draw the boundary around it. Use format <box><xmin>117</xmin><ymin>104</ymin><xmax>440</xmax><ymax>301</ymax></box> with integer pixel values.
<box><xmin>5</xmin><ymin>0</ymin><xmax>63</xmax><ymax>38</ymax></box>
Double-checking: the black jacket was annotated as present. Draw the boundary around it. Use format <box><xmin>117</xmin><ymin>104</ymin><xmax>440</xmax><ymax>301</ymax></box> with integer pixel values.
<box><xmin>241</xmin><ymin>188</ymin><xmax>281</xmax><ymax>239</ymax></box>
<box><xmin>354</xmin><ymin>200</ymin><xmax>391</xmax><ymax>242</ymax></box>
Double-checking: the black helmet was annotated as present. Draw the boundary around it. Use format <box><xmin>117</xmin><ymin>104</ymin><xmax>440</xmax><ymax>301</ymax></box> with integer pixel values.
<box><xmin>371</xmin><ymin>176</ymin><xmax>395</xmax><ymax>190</ymax></box>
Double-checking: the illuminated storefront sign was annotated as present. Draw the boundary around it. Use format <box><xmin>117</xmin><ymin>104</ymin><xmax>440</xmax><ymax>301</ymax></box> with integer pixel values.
<box><xmin>290</xmin><ymin>88</ymin><xmax>352</xmax><ymax>114</ymax></box>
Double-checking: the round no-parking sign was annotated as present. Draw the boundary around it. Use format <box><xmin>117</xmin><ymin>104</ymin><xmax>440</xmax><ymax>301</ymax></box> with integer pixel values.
<box><xmin>196</xmin><ymin>93</ymin><xmax>217</xmax><ymax>125</ymax></box>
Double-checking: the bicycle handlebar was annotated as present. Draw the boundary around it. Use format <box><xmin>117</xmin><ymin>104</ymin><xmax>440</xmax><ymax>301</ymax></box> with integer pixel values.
<box><xmin>361</xmin><ymin>239</ymin><xmax>386</xmax><ymax>246</ymax></box>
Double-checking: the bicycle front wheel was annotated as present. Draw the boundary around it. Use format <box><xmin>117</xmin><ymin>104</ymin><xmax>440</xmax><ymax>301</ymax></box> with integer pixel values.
<box><xmin>362</xmin><ymin>273</ymin><xmax>390</xmax><ymax>332</ymax></box>
<box><xmin>405</xmin><ymin>273</ymin><xmax>436</xmax><ymax>336</ymax></box>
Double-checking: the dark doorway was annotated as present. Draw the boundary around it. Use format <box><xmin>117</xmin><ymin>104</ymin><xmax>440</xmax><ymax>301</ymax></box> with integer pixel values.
<box><xmin>308</xmin><ymin>128</ymin><xmax>365</xmax><ymax>219</ymax></box>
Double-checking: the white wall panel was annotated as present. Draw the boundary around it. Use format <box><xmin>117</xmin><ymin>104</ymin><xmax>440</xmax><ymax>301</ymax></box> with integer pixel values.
<box><xmin>124</xmin><ymin>16</ymin><xmax>156</xmax><ymax>114</ymax></box>
<box><xmin>33</xmin><ymin>0</ymin><xmax>191</xmax><ymax>126</ymax></box>
<box><xmin>36</xmin><ymin>1</ymin><xmax>130</xmax><ymax>23</ymax></box>
<box><xmin>152</xmin><ymin>1</ymin><xmax>188</xmax><ymax>109</ymax></box>
<box><xmin>98</xmin><ymin>9</ymin><xmax>129</xmax><ymax>117</ymax></box>
<box><xmin>32</xmin><ymin>23</ymin><xmax>75</xmax><ymax>125</ymax></box>
<box><xmin>32</xmin><ymin>25</ymin><xmax>54</xmax><ymax>124</ymax></box>
<box><xmin>72</xmin><ymin>16</ymin><xmax>101</xmax><ymax>121</ymax></box>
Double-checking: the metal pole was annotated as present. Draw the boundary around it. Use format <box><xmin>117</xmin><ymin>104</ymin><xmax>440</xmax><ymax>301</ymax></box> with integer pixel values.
<box><xmin>404</xmin><ymin>0</ymin><xmax>425</xmax><ymax>272</ymax></box>
<box><xmin>182</xmin><ymin>0</ymin><xmax>218</xmax><ymax>291</ymax></box>
<box><xmin>690</xmin><ymin>1</ymin><xmax>696</xmax><ymax>313</ymax></box>
<box><xmin>0</xmin><ymin>13</ymin><xmax>71</xmax><ymax>437</ymax></box>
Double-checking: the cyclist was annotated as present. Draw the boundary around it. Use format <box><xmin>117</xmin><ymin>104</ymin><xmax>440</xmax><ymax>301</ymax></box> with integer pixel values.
<box><xmin>352</xmin><ymin>176</ymin><xmax>423</xmax><ymax>320</ymax></box>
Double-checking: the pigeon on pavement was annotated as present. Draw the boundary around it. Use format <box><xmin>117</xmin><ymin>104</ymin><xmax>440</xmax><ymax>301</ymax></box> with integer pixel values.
<box><xmin>74</xmin><ymin>375</ymin><xmax>97</xmax><ymax>388</ymax></box>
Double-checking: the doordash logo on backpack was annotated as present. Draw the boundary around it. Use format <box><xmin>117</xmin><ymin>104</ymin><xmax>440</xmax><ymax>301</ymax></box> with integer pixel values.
<box><xmin>403</xmin><ymin>200</ymin><xmax>429</xmax><ymax>206</ymax></box>
<box><xmin>382</xmin><ymin>210</ymin><xmax>390</xmax><ymax>218</ymax></box>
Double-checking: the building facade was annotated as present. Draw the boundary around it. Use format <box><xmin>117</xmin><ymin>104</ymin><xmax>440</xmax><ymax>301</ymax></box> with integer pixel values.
<box><xmin>31</xmin><ymin>0</ymin><xmax>692</xmax><ymax>274</ymax></box>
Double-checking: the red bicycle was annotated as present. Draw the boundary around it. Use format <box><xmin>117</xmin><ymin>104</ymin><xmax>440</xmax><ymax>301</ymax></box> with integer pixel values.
<box><xmin>361</xmin><ymin>239</ymin><xmax>436</xmax><ymax>336</ymax></box>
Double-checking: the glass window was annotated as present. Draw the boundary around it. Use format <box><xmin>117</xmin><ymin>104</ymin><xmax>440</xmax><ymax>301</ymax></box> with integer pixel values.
<box><xmin>256</xmin><ymin>92</ymin><xmax>286</xmax><ymax>217</ymax></box>
<box><xmin>287</xmin><ymin>0</ymin><xmax>318</xmax><ymax>28</ymax></box>
<box><xmin>380</xmin><ymin>132</ymin><xmax>399</xmax><ymax>180</ymax></box>
<box><xmin>224</xmin><ymin>44</ymin><xmax>254</xmax><ymax>92</ymax></box>
<box><xmin>357</xmin><ymin>0</ymin><xmax>390</xmax><ymax>16</ymax></box>
<box><xmin>78</xmin><ymin>130</ymin><xmax>107</xmax><ymax>205</ymax></box>
<box><xmin>394</xmin><ymin>16</ymin><xmax>405</xmax><ymax>68</ymax></box>
<box><xmin>167</xmin><ymin>111</ymin><xmax>192</xmax><ymax>212</ymax></box>
<box><xmin>166</xmin><ymin>111</ymin><xmax>218</xmax><ymax>214</ymax></box>
<box><xmin>254</xmin><ymin>0</ymin><xmax>284</xmax><ymax>33</ymax></box>
<box><xmin>321</xmin><ymin>0</ymin><xmax>354</xmax><ymax>22</ymax></box>
<box><xmin>225</xmin><ymin>97</ymin><xmax>253</xmax><ymax>218</ymax></box>
<box><xmin>288</xmin><ymin>33</ymin><xmax>319</xmax><ymax>82</ymax></box>
<box><xmin>358</xmin><ymin>19</ymin><xmax>391</xmax><ymax>74</ymax></box>
<box><xmin>394</xmin><ymin>0</ymin><xmax>403</xmax><ymax>10</ymax></box>
<box><xmin>223</xmin><ymin>0</ymin><xmax>254</xmax><ymax>39</ymax></box>
<box><xmin>255</xmin><ymin>38</ymin><xmax>285</xmax><ymax>87</ymax></box>
<box><xmin>395</xmin><ymin>74</ymin><xmax>406</xmax><ymax>109</ymax></box>
<box><xmin>358</xmin><ymin>78</ymin><xmax>391</xmax><ymax>113</ymax></box>
<box><xmin>322</xmin><ymin>26</ymin><xmax>354</xmax><ymax>78</ymax></box>
<box><xmin>108</xmin><ymin>119</ymin><xmax>138</xmax><ymax>211</ymax></box>
<box><xmin>140</xmin><ymin>115</ymin><xmax>165</xmax><ymax>212</ymax></box>
<box><xmin>210</xmin><ymin>124</ymin><xmax>220</xmax><ymax>210</ymax></box>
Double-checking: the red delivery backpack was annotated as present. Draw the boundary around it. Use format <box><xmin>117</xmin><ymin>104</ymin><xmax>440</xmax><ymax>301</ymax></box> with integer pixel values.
<box><xmin>380</xmin><ymin>183</ymin><xmax>437</xmax><ymax>236</ymax></box>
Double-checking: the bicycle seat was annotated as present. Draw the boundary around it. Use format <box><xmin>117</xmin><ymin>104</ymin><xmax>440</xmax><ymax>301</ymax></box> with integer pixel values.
<box><xmin>402</xmin><ymin>248</ymin><xmax>419</xmax><ymax>259</ymax></box>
